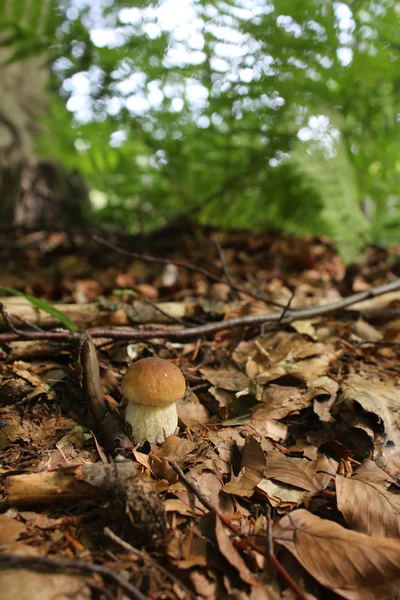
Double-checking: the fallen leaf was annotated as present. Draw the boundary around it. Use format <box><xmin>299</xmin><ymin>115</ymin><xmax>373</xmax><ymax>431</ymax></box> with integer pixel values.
<box><xmin>252</xmin><ymin>385</ymin><xmax>311</xmax><ymax>420</ymax></box>
<box><xmin>264</xmin><ymin>451</ymin><xmax>337</xmax><ymax>492</ymax></box>
<box><xmin>256</xmin><ymin>478</ymin><xmax>306</xmax><ymax>507</ymax></box>
<box><xmin>0</xmin><ymin>570</ymin><xmax>91</xmax><ymax>600</ymax></box>
<box><xmin>338</xmin><ymin>374</ymin><xmax>400</xmax><ymax>445</ymax></box>
<box><xmin>223</xmin><ymin>437</ymin><xmax>265</xmax><ymax>497</ymax></box>
<box><xmin>0</xmin><ymin>515</ymin><xmax>26</xmax><ymax>544</ymax></box>
<box><xmin>273</xmin><ymin>508</ymin><xmax>400</xmax><ymax>600</ymax></box>
<box><xmin>200</xmin><ymin>368</ymin><xmax>249</xmax><ymax>392</ymax></box>
<box><xmin>336</xmin><ymin>463</ymin><xmax>400</xmax><ymax>537</ymax></box>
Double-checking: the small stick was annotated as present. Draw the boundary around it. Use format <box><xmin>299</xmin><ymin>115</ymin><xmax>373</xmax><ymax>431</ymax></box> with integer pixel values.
<box><xmin>144</xmin><ymin>298</ymin><xmax>186</xmax><ymax>326</ymax></box>
<box><xmin>278</xmin><ymin>289</ymin><xmax>296</xmax><ymax>323</ymax></box>
<box><xmin>0</xmin><ymin>301</ymin><xmax>21</xmax><ymax>335</ymax></box>
<box><xmin>169</xmin><ymin>461</ymin><xmax>308</xmax><ymax>600</ymax></box>
<box><xmin>104</xmin><ymin>527</ymin><xmax>197</xmax><ymax>600</ymax></box>
<box><xmin>265</xmin><ymin>505</ymin><xmax>274</xmax><ymax>557</ymax></box>
<box><xmin>0</xmin><ymin>553</ymin><xmax>149</xmax><ymax>600</ymax></box>
<box><xmin>13</xmin><ymin>314</ymin><xmax>45</xmax><ymax>332</ymax></box>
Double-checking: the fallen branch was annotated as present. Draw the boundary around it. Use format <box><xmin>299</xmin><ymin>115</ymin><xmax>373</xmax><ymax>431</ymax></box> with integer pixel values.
<box><xmin>0</xmin><ymin>278</ymin><xmax>399</xmax><ymax>344</ymax></box>
<box><xmin>5</xmin><ymin>462</ymin><xmax>167</xmax><ymax>549</ymax></box>
<box><xmin>4</xmin><ymin>462</ymin><xmax>137</xmax><ymax>506</ymax></box>
<box><xmin>0</xmin><ymin>297</ymin><xmax>200</xmax><ymax>330</ymax></box>
<box><xmin>0</xmin><ymin>553</ymin><xmax>149</xmax><ymax>600</ymax></box>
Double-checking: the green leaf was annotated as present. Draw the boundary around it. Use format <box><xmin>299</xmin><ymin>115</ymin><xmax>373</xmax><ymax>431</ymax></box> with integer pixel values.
<box><xmin>112</xmin><ymin>289</ymin><xmax>138</xmax><ymax>297</ymax></box>
<box><xmin>0</xmin><ymin>286</ymin><xmax>79</xmax><ymax>332</ymax></box>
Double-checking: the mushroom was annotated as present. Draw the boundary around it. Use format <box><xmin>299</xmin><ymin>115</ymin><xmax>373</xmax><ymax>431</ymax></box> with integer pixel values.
<box><xmin>121</xmin><ymin>357</ymin><xmax>186</xmax><ymax>444</ymax></box>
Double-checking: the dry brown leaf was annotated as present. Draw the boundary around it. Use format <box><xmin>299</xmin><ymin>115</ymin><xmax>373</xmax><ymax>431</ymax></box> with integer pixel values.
<box><xmin>177</xmin><ymin>388</ymin><xmax>210</xmax><ymax>427</ymax></box>
<box><xmin>264</xmin><ymin>451</ymin><xmax>337</xmax><ymax>492</ymax></box>
<box><xmin>0</xmin><ymin>570</ymin><xmax>91</xmax><ymax>600</ymax></box>
<box><xmin>214</xmin><ymin>514</ymin><xmax>255</xmax><ymax>585</ymax></box>
<box><xmin>273</xmin><ymin>508</ymin><xmax>400</xmax><ymax>600</ymax></box>
<box><xmin>223</xmin><ymin>437</ymin><xmax>265</xmax><ymax>497</ymax></box>
<box><xmin>310</xmin><ymin>376</ymin><xmax>338</xmax><ymax>422</ymax></box>
<box><xmin>336</xmin><ymin>463</ymin><xmax>400</xmax><ymax>537</ymax></box>
<box><xmin>256</xmin><ymin>478</ymin><xmax>306</xmax><ymax>507</ymax></box>
<box><xmin>244</xmin><ymin>418</ymin><xmax>288</xmax><ymax>442</ymax></box>
<box><xmin>235</xmin><ymin>331</ymin><xmax>338</xmax><ymax>382</ymax></box>
<box><xmin>200</xmin><ymin>368</ymin><xmax>249</xmax><ymax>391</ymax></box>
<box><xmin>252</xmin><ymin>385</ymin><xmax>311</xmax><ymax>420</ymax></box>
<box><xmin>338</xmin><ymin>375</ymin><xmax>400</xmax><ymax>445</ymax></box>
<box><xmin>352</xmin><ymin>319</ymin><xmax>383</xmax><ymax>342</ymax></box>
<box><xmin>0</xmin><ymin>515</ymin><xmax>26</xmax><ymax>545</ymax></box>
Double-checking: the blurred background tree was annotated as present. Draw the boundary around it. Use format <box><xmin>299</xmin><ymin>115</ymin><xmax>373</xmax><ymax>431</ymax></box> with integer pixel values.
<box><xmin>1</xmin><ymin>0</ymin><xmax>399</xmax><ymax>260</ymax></box>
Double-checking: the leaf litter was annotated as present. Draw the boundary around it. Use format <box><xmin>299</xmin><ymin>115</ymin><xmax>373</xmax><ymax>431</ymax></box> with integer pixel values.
<box><xmin>0</xmin><ymin>228</ymin><xmax>400</xmax><ymax>599</ymax></box>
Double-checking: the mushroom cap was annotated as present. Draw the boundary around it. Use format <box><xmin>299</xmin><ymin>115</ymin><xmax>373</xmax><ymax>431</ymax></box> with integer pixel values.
<box><xmin>121</xmin><ymin>357</ymin><xmax>186</xmax><ymax>407</ymax></box>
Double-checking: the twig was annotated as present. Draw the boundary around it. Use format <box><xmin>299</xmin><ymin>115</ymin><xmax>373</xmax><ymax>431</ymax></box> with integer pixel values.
<box><xmin>278</xmin><ymin>289</ymin><xmax>296</xmax><ymax>323</ymax></box>
<box><xmin>169</xmin><ymin>461</ymin><xmax>214</xmax><ymax>511</ymax></box>
<box><xmin>0</xmin><ymin>301</ymin><xmax>21</xmax><ymax>335</ymax></box>
<box><xmin>213</xmin><ymin>239</ymin><xmax>239</xmax><ymax>299</ymax></box>
<box><xmin>169</xmin><ymin>461</ymin><xmax>308</xmax><ymax>600</ymax></box>
<box><xmin>1</xmin><ymin>278</ymin><xmax>400</xmax><ymax>344</ymax></box>
<box><xmin>104</xmin><ymin>527</ymin><xmax>197</xmax><ymax>600</ymax></box>
<box><xmin>0</xmin><ymin>553</ymin><xmax>149</xmax><ymax>600</ymax></box>
<box><xmin>13</xmin><ymin>314</ymin><xmax>45</xmax><ymax>332</ymax></box>
<box><xmin>357</xmin><ymin>340</ymin><xmax>400</xmax><ymax>348</ymax></box>
<box><xmin>144</xmin><ymin>298</ymin><xmax>186</xmax><ymax>326</ymax></box>
<box><xmin>93</xmin><ymin>235</ymin><xmax>284</xmax><ymax>308</ymax></box>
<box><xmin>265</xmin><ymin>505</ymin><xmax>274</xmax><ymax>556</ymax></box>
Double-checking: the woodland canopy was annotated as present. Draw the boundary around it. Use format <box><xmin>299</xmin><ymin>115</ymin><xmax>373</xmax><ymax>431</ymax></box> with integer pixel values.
<box><xmin>1</xmin><ymin>0</ymin><xmax>400</xmax><ymax>259</ymax></box>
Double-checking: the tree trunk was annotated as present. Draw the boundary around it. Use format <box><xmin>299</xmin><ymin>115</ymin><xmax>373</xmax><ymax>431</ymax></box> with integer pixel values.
<box><xmin>0</xmin><ymin>49</ymin><xmax>90</xmax><ymax>228</ymax></box>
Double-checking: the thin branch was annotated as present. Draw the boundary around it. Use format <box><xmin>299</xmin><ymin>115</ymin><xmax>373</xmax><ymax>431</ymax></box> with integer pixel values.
<box><xmin>1</xmin><ymin>277</ymin><xmax>399</xmax><ymax>344</ymax></box>
<box><xmin>93</xmin><ymin>235</ymin><xmax>285</xmax><ymax>308</ymax></box>
<box><xmin>0</xmin><ymin>553</ymin><xmax>149</xmax><ymax>600</ymax></box>
<box><xmin>169</xmin><ymin>460</ymin><xmax>214</xmax><ymax>511</ymax></box>
<box><xmin>104</xmin><ymin>528</ymin><xmax>197</xmax><ymax>600</ymax></box>
<box><xmin>278</xmin><ymin>289</ymin><xmax>296</xmax><ymax>323</ymax></box>
<box><xmin>265</xmin><ymin>505</ymin><xmax>274</xmax><ymax>557</ymax></box>
<box><xmin>0</xmin><ymin>301</ymin><xmax>21</xmax><ymax>335</ymax></box>
<box><xmin>144</xmin><ymin>298</ymin><xmax>186</xmax><ymax>326</ymax></box>
<box><xmin>168</xmin><ymin>461</ymin><xmax>308</xmax><ymax>600</ymax></box>
<box><xmin>13</xmin><ymin>314</ymin><xmax>45</xmax><ymax>332</ymax></box>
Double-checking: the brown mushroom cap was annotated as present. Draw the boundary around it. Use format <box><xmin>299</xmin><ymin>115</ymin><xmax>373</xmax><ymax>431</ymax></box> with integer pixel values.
<box><xmin>121</xmin><ymin>357</ymin><xmax>186</xmax><ymax>407</ymax></box>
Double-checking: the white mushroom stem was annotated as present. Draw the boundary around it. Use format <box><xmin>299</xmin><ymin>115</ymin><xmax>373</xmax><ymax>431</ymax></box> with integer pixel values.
<box><xmin>125</xmin><ymin>401</ymin><xmax>178</xmax><ymax>444</ymax></box>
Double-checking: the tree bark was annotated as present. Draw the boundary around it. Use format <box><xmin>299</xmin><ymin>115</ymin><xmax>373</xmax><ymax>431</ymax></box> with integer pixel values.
<box><xmin>0</xmin><ymin>48</ymin><xmax>90</xmax><ymax>227</ymax></box>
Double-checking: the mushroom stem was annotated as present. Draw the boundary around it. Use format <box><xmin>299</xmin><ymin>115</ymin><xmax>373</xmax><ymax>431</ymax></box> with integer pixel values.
<box><xmin>125</xmin><ymin>401</ymin><xmax>178</xmax><ymax>444</ymax></box>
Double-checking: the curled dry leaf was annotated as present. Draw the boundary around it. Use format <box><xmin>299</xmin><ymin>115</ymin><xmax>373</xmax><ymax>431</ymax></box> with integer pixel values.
<box><xmin>256</xmin><ymin>478</ymin><xmax>307</xmax><ymax>507</ymax></box>
<box><xmin>273</xmin><ymin>508</ymin><xmax>400</xmax><ymax>600</ymax></box>
<box><xmin>223</xmin><ymin>436</ymin><xmax>266</xmax><ymax>497</ymax></box>
<box><xmin>337</xmin><ymin>374</ymin><xmax>400</xmax><ymax>445</ymax></box>
<box><xmin>336</xmin><ymin>460</ymin><xmax>400</xmax><ymax>538</ymax></box>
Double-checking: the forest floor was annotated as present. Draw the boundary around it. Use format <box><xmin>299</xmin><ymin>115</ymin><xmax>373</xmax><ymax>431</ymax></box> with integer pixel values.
<box><xmin>0</xmin><ymin>227</ymin><xmax>400</xmax><ymax>600</ymax></box>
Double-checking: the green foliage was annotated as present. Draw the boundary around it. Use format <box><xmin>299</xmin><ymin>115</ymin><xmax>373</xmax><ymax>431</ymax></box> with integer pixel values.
<box><xmin>0</xmin><ymin>286</ymin><xmax>79</xmax><ymax>332</ymax></box>
<box><xmin>0</xmin><ymin>0</ymin><xmax>59</xmax><ymax>63</ymax></box>
<box><xmin>3</xmin><ymin>0</ymin><xmax>400</xmax><ymax>259</ymax></box>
